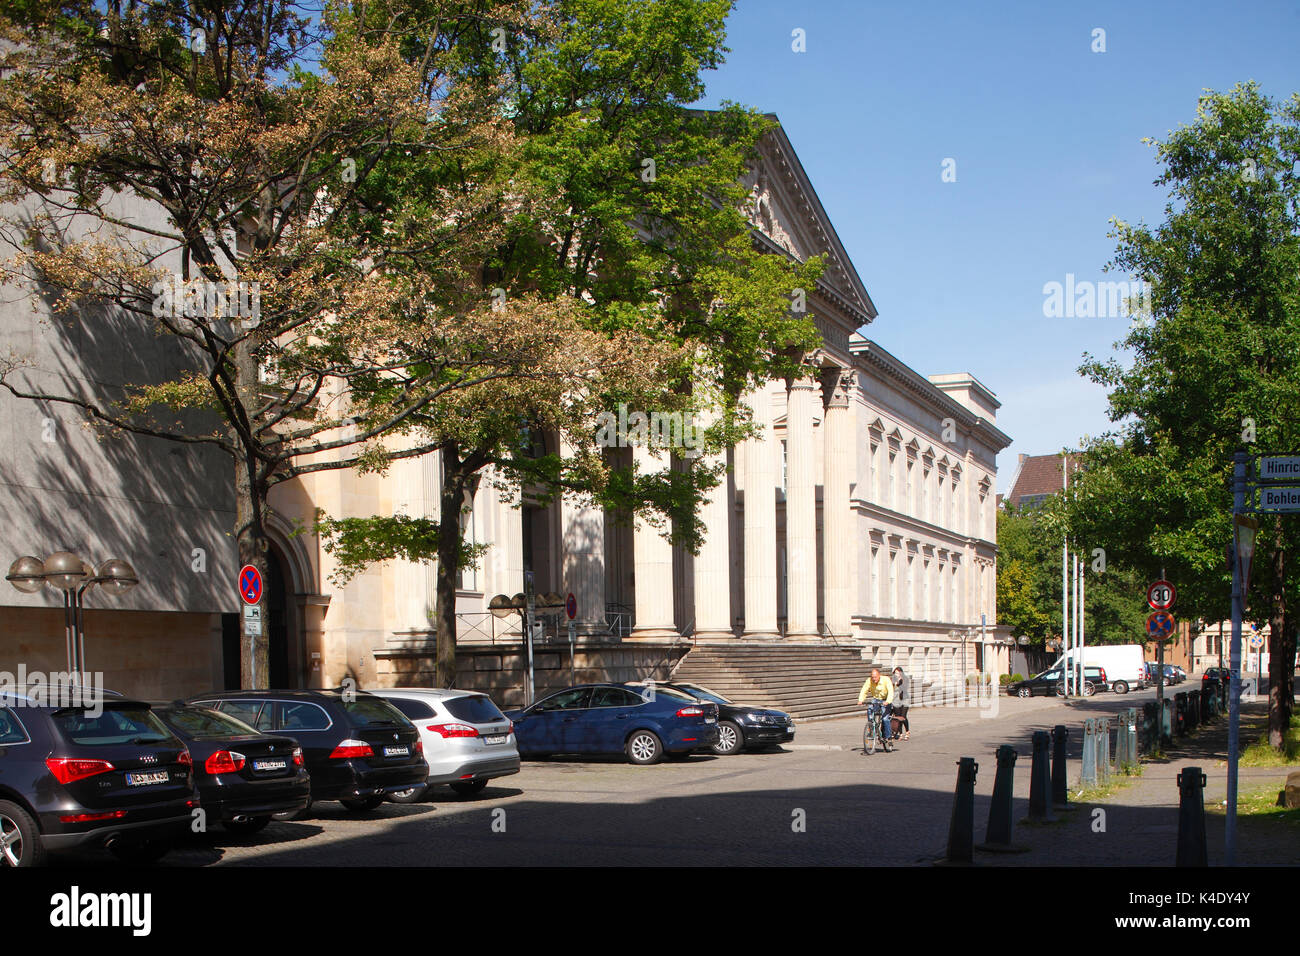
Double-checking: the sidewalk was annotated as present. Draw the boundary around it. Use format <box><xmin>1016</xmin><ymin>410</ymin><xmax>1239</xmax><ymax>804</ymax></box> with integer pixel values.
<box><xmin>999</xmin><ymin>700</ymin><xmax>1300</xmax><ymax>866</ymax></box>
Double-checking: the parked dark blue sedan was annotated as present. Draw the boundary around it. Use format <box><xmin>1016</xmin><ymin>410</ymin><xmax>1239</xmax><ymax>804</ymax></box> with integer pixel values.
<box><xmin>504</xmin><ymin>683</ymin><xmax>719</xmax><ymax>765</ymax></box>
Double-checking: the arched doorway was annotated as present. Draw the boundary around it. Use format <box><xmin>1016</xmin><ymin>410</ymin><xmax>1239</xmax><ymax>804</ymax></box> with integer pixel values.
<box><xmin>219</xmin><ymin>537</ymin><xmax>308</xmax><ymax>690</ymax></box>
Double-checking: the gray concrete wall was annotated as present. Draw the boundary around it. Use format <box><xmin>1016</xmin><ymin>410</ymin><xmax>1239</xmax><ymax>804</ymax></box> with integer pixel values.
<box><xmin>0</xmin><ymin>192</ymin><xmax>237</xmax><ymax>618</ymax></box>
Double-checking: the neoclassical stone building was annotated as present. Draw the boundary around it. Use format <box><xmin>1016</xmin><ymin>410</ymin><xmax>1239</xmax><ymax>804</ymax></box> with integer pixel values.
<box><xmin>0</xmin><ymin>116</ymin><xmax>1011</xmax><ymax>700</ymax></box>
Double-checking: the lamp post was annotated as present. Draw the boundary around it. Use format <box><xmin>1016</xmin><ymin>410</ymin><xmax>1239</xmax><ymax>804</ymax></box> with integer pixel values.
<box><xmin>1226</xmin><ymin>458</ymin><xmax>1259</xmax><ymax>867</ymax></box>
<box><xmin>6</xmin><ymin>551</ymin><xmax>139</xmax><ymax>681</ymax></box>
<box><xmin>489</xmin><ymin>581</ymin><xmax>565</xmax><ymax>707</ymax></box>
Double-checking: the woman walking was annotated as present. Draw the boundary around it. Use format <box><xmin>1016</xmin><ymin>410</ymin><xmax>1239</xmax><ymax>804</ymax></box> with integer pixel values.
<box><xmin>891</xmin><ymin>666</ymin><xmax>911</xmax><ymax>740</ymax></box>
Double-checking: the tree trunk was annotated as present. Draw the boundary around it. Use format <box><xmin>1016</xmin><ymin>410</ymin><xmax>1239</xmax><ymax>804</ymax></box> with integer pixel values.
<box><xmin>433</xmin><ymin>447</ymin><xmax>465</xmax><ymax>688</ymax></box>
<box><xmin>1267</xmin><ymin>536</ymin><xmax>1288</xmax><ymax>750</ymax></box>
<box><xmin>234</xmin><ymin>450</ymin><xmax>271</xmax><ymax>689</ymax></box>
<box><xmin>234</xmin><ymin>339</ymin><xmax>270</xmax><ymax>689</ymax></box>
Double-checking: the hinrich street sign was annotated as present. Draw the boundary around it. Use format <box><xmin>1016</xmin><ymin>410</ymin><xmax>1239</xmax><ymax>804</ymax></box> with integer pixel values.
<box><xmin>1258</xmin><ymin>486</ymin><xmax>1300</xmax><ymax>512</ymax></box>
<box><xmin>1258</xmin><ymin>455</ymin><xmax>1300</xmax><ymax>481</ymax></box>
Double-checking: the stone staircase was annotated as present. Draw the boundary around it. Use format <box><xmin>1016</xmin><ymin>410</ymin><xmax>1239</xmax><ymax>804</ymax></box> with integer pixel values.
<box><xmin>669</xmin><ymin>642</ymin><xmax>878</xmax><ymax>720</ymax></box>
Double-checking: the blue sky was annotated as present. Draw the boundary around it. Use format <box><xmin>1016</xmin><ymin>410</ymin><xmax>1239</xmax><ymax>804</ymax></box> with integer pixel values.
<box><xmin>697</xmin><ymin>0</ymin><xmax>1300</xmax><ymax>490</ymax></box>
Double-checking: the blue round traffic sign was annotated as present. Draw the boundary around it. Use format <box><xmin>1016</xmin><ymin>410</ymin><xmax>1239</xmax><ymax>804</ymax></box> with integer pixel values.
<box><xmin>1146</xmin><ymin>610</ymin><xmax>1174</xmax><ymax>638</ymax></box>
<box><xmin>565</xmin><ymin>592</ymin><xmax>577</xmax><ymax>620</ymax></box>
<box><xmin>239</xmin><ymin>564</ymin><xmax>263</xmax><ymax>605</ymax></box>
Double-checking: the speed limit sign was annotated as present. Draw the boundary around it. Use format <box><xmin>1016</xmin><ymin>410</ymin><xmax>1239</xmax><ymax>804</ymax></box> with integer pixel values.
<box><xmin>1147</xmin><ymin>580</ymin><xmax>1176</xmax><ymax>611</ymax></box>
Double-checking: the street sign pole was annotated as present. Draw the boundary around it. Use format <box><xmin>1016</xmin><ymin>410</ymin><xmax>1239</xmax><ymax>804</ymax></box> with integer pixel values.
<box><xmin>524</xmin><ymin>571</ymin><xmax>536</xmax><ymax>707</ymax></box>
<box><xmin>1226</xmin><ymin>452</ymin><xmax>1246</xmax><ymax>866</ymax></box>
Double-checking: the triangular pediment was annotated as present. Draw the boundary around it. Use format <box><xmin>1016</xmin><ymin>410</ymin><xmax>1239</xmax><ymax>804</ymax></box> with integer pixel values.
<box><xmin>742</xmin><ymin>118</ymin><xmax>878</xmax><ymax>328</ymax></box>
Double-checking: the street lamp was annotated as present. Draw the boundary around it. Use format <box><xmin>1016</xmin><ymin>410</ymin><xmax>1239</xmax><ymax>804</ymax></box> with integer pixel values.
<box><xmin>1226</xmin><ymin>506</ymin><xmax>1259</xmax><ymax>866</ymax></box>
<box><xmin>6</xmin><ymin>551</ymin><xmax>139</xmax><ymax>680</ymax></box>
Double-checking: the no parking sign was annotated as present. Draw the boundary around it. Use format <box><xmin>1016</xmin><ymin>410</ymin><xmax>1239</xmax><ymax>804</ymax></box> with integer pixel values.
<box><xmin>239</xmin><ymin>564</ymin><xmax>263</xmax><ymax>605</ymax></box>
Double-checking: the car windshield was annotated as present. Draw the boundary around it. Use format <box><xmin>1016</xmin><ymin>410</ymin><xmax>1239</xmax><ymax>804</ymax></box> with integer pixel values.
<box><xmin>52</xmin><ymin>705</ymin><xmax>177</xmax><ymax>747</ymax></box>
<box><xmin>343</xmin><ymin>696</ymin><xmax>412</xmax><ymax>728</ymax></box>
<box><xmin>674</xmin><ymin>684</ymin><xmax>731</xmax><ymax>705</ymax></box>
<box><xmin>444</xmin><ymin>695</ymin><xmax>507</xmax><ymax>724</ymax></box>
<box><xmin>160</xmin><ymin>706</ymin><xmax>258</xmax><ymax>739</ymax></box>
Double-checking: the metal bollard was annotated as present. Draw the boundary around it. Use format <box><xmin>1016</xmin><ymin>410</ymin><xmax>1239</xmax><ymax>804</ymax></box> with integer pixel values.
<box><xmin>980</xmin><ymin>745</ymin><xmax>1018</xmax><ymax>850</ymax></box>
<box><xmin>1099</xmin><ymin>717</ymin><xmax>1111</xmax><ymax>784</ymax></box>
<box><xmin>1028</xmin><ymin>731</ymin><xmax>1054</xmax><ymax>821</ymax></box>
<box><xmin>1208</xmin><ymin>688</ymin><xmax>1220</xmax><ymax>719</ymax></box>
<box><xmin>1080</xmin><ymin>719</ymin><xmax>1097</xmax><ymax>788</ymax></box>
<box><xmin>1126</xmin><ymin>708</ymin><xmax>1138</xmax><ymax>767</ymax></box>
<box><xmin>1172</xmin><ymin>692</ymin><xmax>1184</xmax><ymax>735</ymax></box>
<box><xmin>1142</xmin><ymin>702</ymin><xmax>1158</xmax><ymax>753</ymax></box>
<box><xmin>1176</xmin><ymin>766</ymin><xmax>1209</xmax><ymax>867</ymax></box>
<box><xmin>1200</xmin><ymin>686</ymin><xmax>1211</xmax><ymax>722</ymax></box>
<box><xmin>1161</xmin><ymin>697</ymin><xmax>1174</xmax><ymax>746</ymax></box>
<box><xmin>945</xmin><ymin>757</ymin><xmax>979</xmax><ymax>863</ymax></box>
<box><xmin>1187</xmin><ymin>690</ymin><xmax>1198</xmax><ymax>731</ymax></box>
<box><xmin>1114</xmin><ymin>712</ymin><xmax>1128</xmax><ymax>767</ymax></box>
<box><xmin>1051</xmin><ymin>725</ymin><xmax>1069</xmax><ymax>807</ymax></box>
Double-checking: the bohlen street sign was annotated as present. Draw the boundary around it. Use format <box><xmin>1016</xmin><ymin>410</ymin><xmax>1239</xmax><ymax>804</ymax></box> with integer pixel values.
<box><xmin>1258</xmin><ymin>486</ymin><xmax>1300</xmax><ymax>512</ymax></box>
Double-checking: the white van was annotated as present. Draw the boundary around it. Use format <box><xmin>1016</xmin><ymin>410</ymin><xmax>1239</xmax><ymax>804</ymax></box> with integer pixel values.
<box><xmin>1060</xmin><ymin>644</ymin><xmax>1146</xmax><ymax>694</ymax></box>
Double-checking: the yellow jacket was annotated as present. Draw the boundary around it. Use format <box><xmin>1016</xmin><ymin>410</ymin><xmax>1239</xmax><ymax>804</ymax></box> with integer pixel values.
<box><xmin>858</xmin><ymin>675</ymin><xmax>895</xmax><ymax>705</ymax></box>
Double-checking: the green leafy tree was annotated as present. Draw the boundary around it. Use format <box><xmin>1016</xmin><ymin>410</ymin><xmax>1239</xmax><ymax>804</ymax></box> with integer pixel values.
<box><xmin>1061</xmin><ymin>82</ymin><xmax>1300</xmax><ymax>749</ymax></box>
<box><xmin>317</xmin><ymin>0</ymin><xmax>823</xmax><ymax>686</ymax></box>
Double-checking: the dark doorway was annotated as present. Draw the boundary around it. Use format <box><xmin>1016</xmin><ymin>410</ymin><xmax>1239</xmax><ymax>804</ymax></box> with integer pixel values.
<box><xmin>265</xmin><ymin>544</ymin><xmax>292</xmax><ymax>688</ymax></box>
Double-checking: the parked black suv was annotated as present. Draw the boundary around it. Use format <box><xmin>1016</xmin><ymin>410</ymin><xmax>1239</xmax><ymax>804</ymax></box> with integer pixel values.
<box><xmin>186</xmin><ymin>689</ymin><xmax>427</xmax><ymax>816</ymax></box>
<box><xmin>0</xmin><ymin>692</ymin><xmax>197</xmax><ymax>867</ymax></box>
<box><xmin>153</xmin><ymin>703</ymin><xmax>311</xmax><ymax>834</ymax></box>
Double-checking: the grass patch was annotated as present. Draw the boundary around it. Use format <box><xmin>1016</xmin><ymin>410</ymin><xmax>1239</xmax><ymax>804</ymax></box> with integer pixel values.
<box><xmin>1072</xmin><ymin>763</ymin><xmax>1143</xmax><ymax>804</ymax></box>
<box><xmin>1206</xmin><ymin>786</ymin><xmax>1300</xmax><ymax>826</ymax></box>
<box><xmin>1239</xmin><ymin>715</ymin><xmax>1300</xmax><ymax>768</ymax></box>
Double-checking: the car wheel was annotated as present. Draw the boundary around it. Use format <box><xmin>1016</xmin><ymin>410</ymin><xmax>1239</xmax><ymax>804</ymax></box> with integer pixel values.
<box><xmin>0</xmin><ymin>800</ymin><xmax>45</xmax><ymax>868</ymax></box>
<box><xmin>1017</xmin><ymin>687</ymin><xmax>1031</xmax><ymax>698</ymax></box>
<box><xmin>386</xmin><ymin>784</ymin><xmax>428</xmax><ymax>804</ymax></box>
<box><xmin>108</xmin><ymin>839</ymin><xmax>171</xmax><ymax>864</ymax></box>
<box><xmin>1083</xmin><ymin>681</ymin><xmax>1096</xmax><ymax>698</ymax></box>
<box><xmin>712</xmin><ymin>720</ymin><xmax>744</xmax><ymax>756</ymax></box>
<box><xmin>449</xmin><ymin>780</ymin><xmax>489</xmax><ymax>798</ymax></box>
<box><xmin>222</xmin><ymin>816</ymin><xmax>271</xmax><ymax>836</ymax></box>
<box><xmin>340</xmin><ymin>795</ymin><xmax>386</xmax><ymax>812</ymax></box>
<box><xmin>625</xmin><ymin>730</ymin><xmax>664</xmax><ymax>765</ymax></box>
<box><xmin>272</xmin><ymin>798</ymin><xmax>312</xmax><ymax>821</ymax></box>
<box><xmin>1113</xmin><ymin>681</ymin><xmax>1129</xmax><ymax>694</ymax></box>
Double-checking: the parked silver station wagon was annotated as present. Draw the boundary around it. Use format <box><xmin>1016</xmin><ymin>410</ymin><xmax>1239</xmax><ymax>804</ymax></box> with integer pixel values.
<box><xmin>370</xmin><ymin>688</ymin><xmax>520</xmax><ymax>802</ymax></box>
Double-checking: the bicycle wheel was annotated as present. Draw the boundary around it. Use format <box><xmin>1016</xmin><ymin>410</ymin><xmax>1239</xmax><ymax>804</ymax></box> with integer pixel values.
<box><xmin>864</xmin><ymin>715</ymin><xmax>877</xmax><ymax>755</ymax></box>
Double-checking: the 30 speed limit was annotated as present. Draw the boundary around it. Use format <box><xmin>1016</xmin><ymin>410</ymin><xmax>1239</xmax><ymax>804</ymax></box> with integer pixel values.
<box><xmin>1147</xmin><ymin>580</ymin><xmax>1176</xmax><ymax>611</ymax></box>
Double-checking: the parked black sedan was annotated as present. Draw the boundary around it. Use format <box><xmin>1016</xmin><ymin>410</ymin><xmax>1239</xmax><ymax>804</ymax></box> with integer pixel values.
<box><xmin>1007</xmin><ymin>665</ymin><xmax>1109</xmax><ymax>697</ymax></box>
<box><xmin>153</xmin><ymin>703</ymin><xmax>310</xmax><ymax>834</ymax></box>
<box><xmin>653</xmin><ymin>681</ymin><xmax>795</xmax><ymax>755</ymax></box>
<box><xmin>0</xmin><ymin>690</ymin><xmax>197</xmax><ymax>866</ymax></box>
<box><xmin>186</xmin><ymin>689</ymin><xmax>426</xmax><ymax>817</ymax></box>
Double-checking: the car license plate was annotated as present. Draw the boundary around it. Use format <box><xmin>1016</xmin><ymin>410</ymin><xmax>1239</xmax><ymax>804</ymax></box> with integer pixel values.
<box><xmin>126</xmin><ymin>771</ymin><xmax>169</xmax><ymax>787</ymax></box>
<box><xmin>384</xmin><ymin>746</ymin><xmax>409</xmax><ymax>757</ymax></box>
<box><xmin>483</xmin><ymin>734</ymin><xmax>507</xmax><ymax>745</ymax></box>
<box><xmin>253</xmin><ymin>759</ymin><xmax>287</xmax><ymax>771</ymax></box>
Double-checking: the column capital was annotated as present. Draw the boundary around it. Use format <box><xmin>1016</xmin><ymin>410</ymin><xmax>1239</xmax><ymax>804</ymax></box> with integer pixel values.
<box><xmin>821</xmin><ymin>367</ymin><xmax>856</xmax><ymax>409</ymax></box>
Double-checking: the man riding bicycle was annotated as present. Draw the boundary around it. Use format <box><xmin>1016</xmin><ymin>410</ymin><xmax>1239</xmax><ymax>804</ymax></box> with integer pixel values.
<box><xmin>858</xmin><ymin>667</ymin><xmax>895</xmax><ymax>742</ymax></box>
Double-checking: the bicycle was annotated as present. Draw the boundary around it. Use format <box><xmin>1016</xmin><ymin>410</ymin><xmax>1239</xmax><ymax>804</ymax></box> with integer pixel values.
<box><xmin>862</xmin><ymin>699</ymin><xmax>892</xmax><ymax>754</ymax></box>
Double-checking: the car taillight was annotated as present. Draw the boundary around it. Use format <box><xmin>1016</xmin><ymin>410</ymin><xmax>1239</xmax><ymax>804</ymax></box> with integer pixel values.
<box><xmin>415</xmin><ymin>740</ymin><xmax>423</xmax><ymax>755</ymax></box>
<box><xmin>1099</xmin><ymin>668</ymin><xmax>1107</xmax><ymax>682</ymax></box>
<box><xmin>177</xmin><ymin>749</ymin><xmax>193</xmax><ymax>768</ymax></box>
<box><xmin>46</xmin><ymin>757</ymin><xmax>115</xmax><ymax>785</ymax></box>
<box><xmin>676</xmin><ymin>706</ymin><xmax>704</xmax><ymax>717</ymax></box>
<box><xmin>427</xmin><ymin>723</ymin><xmax>478</xmax><ymax>738</ymax></box>
<box><xmin>204</xmin><ymin>750</ymin><xmax>246</xmax><ymax>774</ymax></box>
<box><xmin>292</xmin><ymin>746</ymin><xmax>304</xmax><ymax>767</ymax></box>
<box><xmin>329</xmin><ymin>739</ymin><xmax>374</xmax><ymax>759</ymax></box>
<box><xmin>59</xmin><ymin>810</ymin><xmax>127</xmax><ymax>823</ymax></box>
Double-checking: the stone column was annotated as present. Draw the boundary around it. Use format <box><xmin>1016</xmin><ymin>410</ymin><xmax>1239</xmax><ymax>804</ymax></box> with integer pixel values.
<box><xmin>821</xmin><ymin>369</ymin><xmax>854</xmax><ymax>638</ymax></box>
<box><xmin>629</xmin><ymin>443</ymin><xmax>678</xmax><ymax>639</ymax></box>
<box><xmin>693</xmin><ymin>410</ymin><xmax>734</xmax><ymax>640</ymax></box>
<box><xmin>560</xmin><ymin>441</ymin><xmax>607</xmax><ymax>638</ymax></box>
<box><xmin>392</xmin><ymin>450</ymin><xmax>439</xmax><ymax>631</ymax></box>
<box><xmin>785</xmin><ymin>374</ymin><xmax>819</xmax><ymax>639</ymax></box>
<box><xmin>742</xmin><ymin>381</ymin><xmax>779</xmax><ymax>638</ymax></box>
